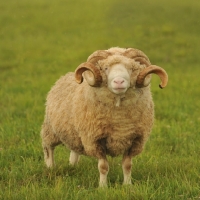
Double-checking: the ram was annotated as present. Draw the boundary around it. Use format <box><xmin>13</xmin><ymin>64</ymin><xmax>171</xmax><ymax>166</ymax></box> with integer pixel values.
<box><xmin>41</xmin><ymin>47</ymin><xmax>168</xmax><ymax>187</ymax></box>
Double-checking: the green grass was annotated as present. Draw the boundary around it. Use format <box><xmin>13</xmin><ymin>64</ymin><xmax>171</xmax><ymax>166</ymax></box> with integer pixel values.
<box><xmin>0</xmin><ymin>0</ymin><xmax>200</xmax><ymax>199</ymax></box>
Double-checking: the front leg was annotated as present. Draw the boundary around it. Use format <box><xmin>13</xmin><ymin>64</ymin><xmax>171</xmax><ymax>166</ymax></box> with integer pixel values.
<box><xmin>122</xmin><ymin>134</ymin><xmax>146</xmax><ymax>184</ymax></box>
<box><xmin>122</xmin><ymin>153</ymin><xmax>132</xmax><ymax>185</ymax></box>
<box><xmin>98</xmin><ymin>158</ymin><xmax>109</xmax><ymax>187</ymax></box>
<box><xmin>81</xmin><ymin>136</ymin><xmax>109</xmax><ymax>186</ymax></box>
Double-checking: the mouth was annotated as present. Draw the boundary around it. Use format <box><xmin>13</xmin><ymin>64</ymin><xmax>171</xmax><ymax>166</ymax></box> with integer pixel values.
<box><xmin>112</xmin><ymin>87</ymin><xmax>127</xmax><ymax>94</ymax></box>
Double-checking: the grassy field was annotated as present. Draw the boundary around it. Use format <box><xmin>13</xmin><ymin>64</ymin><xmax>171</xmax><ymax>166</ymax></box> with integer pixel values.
<box><xmin>0</xmin><ymin>0</ymin><xmax>200</xmax><ymax>199</ymax></box>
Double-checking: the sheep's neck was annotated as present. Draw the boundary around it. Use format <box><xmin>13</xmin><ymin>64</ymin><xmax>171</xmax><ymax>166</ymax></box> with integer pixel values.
<box><xmin>115</xmin><ymin>94</ymin><xmax>125</xmax><ymax>107</ymax></box>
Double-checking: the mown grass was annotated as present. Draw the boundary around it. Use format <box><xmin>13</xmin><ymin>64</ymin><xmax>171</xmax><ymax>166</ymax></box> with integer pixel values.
<box><xmin>0</xmin><ymin>0</ymin><xmax>200</xmax><ymax>199</ymax></box>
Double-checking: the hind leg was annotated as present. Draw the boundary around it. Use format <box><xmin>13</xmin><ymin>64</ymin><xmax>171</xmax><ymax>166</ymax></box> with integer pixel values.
<box><xmin>69</xmin><ymin>150</ymin><xmax>80</xmax><ymax>166</ymax></box>
<box><xmin>41</xmin><ymin>123</ymin><xmax>61</xmax><ymax>168</ymax></box>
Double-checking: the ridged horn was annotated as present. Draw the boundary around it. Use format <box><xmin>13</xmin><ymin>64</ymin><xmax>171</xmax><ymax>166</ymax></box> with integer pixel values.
<box><xmin>75</xmin><ymin>50</ymin><xmax>112</xmax><ymax>87</ymax></box>
<box><xmin>75</xmin><ymin>62</ymin><xmax>102</xmax><ymax>87</ymax></box>
<box><xmin>136</xmin><ymin>65</ymin><xmax>168</xmax><ymax>89</ymax></box>
<box><xmin>123</xmin><ymin>48</ymin><xmax>151</xmax><ymax>66</ymax></box>
<box><xmin>87</xmin><ymin>50</ymin><xmax>112</xmax><ymax>64</ymax></box>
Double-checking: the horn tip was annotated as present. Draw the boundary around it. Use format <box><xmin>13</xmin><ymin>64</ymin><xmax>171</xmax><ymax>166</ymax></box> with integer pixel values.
<box><xmin>159</xmin><ymin>83</ymin><xmax>168</xmax><ymax>89</ymax></box>
<box><xmin>159</xmin><ymin>79</ymin><xmax>168</xmax><ymax>89</ymax></box>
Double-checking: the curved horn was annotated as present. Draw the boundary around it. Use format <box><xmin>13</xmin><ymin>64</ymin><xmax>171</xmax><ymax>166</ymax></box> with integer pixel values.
<box><xmin>75</xmin><ymin>50</ymin><xmax>112</xmax><ymax>87</ymax></box>
<box><xmin>123</xmin><ymin>48</ymin><xmax>151</xmax><ymax>66</ymax></box>
<box><xmin>136</xmin><ymin>65</ymin><xmax>168</xmax><ymax>89</ymax></box>
<box><xmin>75</xmin><ymin>62</ymin><xmax>102</xmax><ymax>87</ymax></box>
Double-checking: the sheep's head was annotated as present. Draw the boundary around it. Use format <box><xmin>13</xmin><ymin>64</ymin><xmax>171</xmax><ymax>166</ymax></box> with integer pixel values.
<box><xmin>75</xmin><ymin>47</ymin><xmax>168</xmax><ymax>95</ymax></box>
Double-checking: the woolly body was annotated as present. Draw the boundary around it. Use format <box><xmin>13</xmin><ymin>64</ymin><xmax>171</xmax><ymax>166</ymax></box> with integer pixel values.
<box><xmin>42</xmin><ymin>73</ymin><xmax>154</xmax><ymax>158</ymax></box>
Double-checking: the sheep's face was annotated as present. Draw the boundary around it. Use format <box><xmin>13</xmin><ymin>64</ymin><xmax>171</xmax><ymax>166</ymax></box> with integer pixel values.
<box><xmin>98</xmin><ymin>56</ymin><xmax>142</xmax><ymax>95</ymax></box>
<box><xmin>105</xmin><ymin>63</ymin><xmax>131</xmax><ymax>94</ymax></box>
<box><xmin>107</xmin><ymin>64</ymin><xmax>130</xmax><ymax>94</ymax></box>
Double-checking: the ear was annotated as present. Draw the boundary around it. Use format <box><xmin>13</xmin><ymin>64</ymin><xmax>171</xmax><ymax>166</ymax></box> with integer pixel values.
<box><xmin>142</xmin><ymin>74</ymin><xmax>152</xmax><ymax>87</ymax></box>
<box><xmin>83</xmin><ymin>70</ymin><xmax>100</xmax><ymax>86</ymax></box>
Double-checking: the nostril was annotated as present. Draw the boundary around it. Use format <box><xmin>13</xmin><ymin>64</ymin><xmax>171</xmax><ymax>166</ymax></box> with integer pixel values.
<box><xmin>114</xmin><ymin>79</ymin><xmax>124</xmax><ymax>84</ymax></box>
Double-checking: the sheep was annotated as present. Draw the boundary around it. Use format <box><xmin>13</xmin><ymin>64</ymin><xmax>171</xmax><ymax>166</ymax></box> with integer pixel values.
<box><xmin>41</xmin><ymin>47</ymin><xmax>168</xmax><ymax>187</ymax></box>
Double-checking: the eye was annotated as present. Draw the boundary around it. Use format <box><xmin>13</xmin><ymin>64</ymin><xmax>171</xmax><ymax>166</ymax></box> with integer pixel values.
<box><xmin>104</xmin><ymin>67</ymin><xmax>109</xmax><ymax>71</ymax></box>
<box><xmin>104</xmin><ymin>66</ymin><xmax>109</xmax><ymax>75</ymax></box>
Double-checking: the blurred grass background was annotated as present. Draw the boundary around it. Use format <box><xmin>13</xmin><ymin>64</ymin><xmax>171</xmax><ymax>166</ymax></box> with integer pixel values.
<box><xmin>0</xmin><ymin>0</ymin><xmax>200</xmax><ymax>199</ymax></box>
